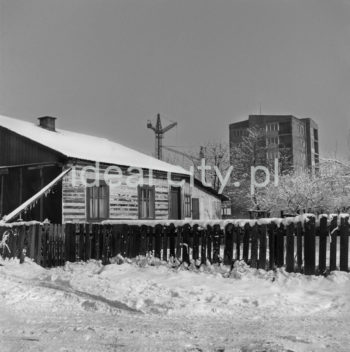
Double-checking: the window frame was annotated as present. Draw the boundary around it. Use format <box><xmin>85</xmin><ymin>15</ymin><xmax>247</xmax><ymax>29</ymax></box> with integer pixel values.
<box><xmin>266</xmin><ymin>122</ymin><xmax>279</xmax><ymax>132</ymax></box>
<box><xmin>86</xmin><ymin>180</ymin><xmax>110</xmax><ymax>221</ymax></box>
<box><xmin>138</xmin><ymin>185</ymin><xmax>156</xmax><ymax>220</ymax></box>
<box><xmin>184</xmin><ymin>194</ymin><xmax>192</xmax><ymax>218</ymax></box>
<box><xmin>267</xmin><ymin>136</ymin><xmax>279</xmax><ymax>145</ymax></box>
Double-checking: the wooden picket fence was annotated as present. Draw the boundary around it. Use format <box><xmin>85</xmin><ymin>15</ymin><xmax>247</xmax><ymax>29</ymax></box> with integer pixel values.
<box><xmin>0</xmin><ymin>224</ymin><xmax>65</xmax><ymax>267</ymax></box>
<box><xmin>0</xmin><ymin>215</ymin><xmax>349</xmax><ymax>275</ymax></box>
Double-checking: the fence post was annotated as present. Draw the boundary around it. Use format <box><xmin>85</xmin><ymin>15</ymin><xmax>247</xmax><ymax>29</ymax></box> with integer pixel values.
<box><xmin>28</xmin><ymin>225</ymin><xmax>36</xmax><ymax>260</ymax></box>
<box><xmin>65</xmin><ymin>223</ymin><xmax>76</xmax><ymax>262</ymax></box>
<box><xmin>206</xmin><ymin>225</ymin><xmax>213</xmax><ymax>263</ymax></box>
<box><xmin>200</xmin><ymin>227</ymin><xmax>207</xmax><ymax>265</ymax></box>
<box><xmin>10</xmin><ymin>227</ymin><xmax>17</xmax><ymax>260</ymax></box>
<box><xmin>130</xmin><ymin>225</ymin><xmax>139</xmax><ymax>258</ymax></box>
<box><xmin>58</xmin><ymin>224</ymin><xmax>64</xmax><ymax>265</ymax></box>
<box><xmin>43</xmin><ymin>224</ymin><xmax>51</xmax><ymax>268</ymax></box>
<box><xmin>139</xmin><ymin>225</ymin><xmax>148</xmax><ymax>256</ymax></box>
<box><xmin>304</xmin><ymin>216</ymin><xmax>316</xmax><ymax>275</ymax></box>
<box><xmin>318</xmin><ymin>216</ymin><xmax>328</xmax><ymax>274</ymax></box>
<box><xmin>235</xmin><ymin>226</ymin><xmax>241</xmax><ymax>261</ymax></box>
<box><xmin>296</xmin><ymin>222</ymin><xmax>303</xmax><ymax>272</ymax></box>
<box><xmin>212</xmin><ymin>224</ymin><xmax>221</xmax><ymax>264</ymax></box>
<box><xmin>224</xmin><ymin>223</ymin><xmax>234</xmax><ymax>265</ymax></box>
<box><xmin>121</xmin><ymin>224</ymin><xmax>128</xmax><ymax>258</ymax></box>
<box><xmin>276</xmin><ymin>224</ymin><xmax>285</xmax><ymax>268</ymax></box>
<box><xmin>268</xmin><ymin>223</ymin><xmax>276</xmax><ymax>270</ymax></box>
<box><xmin>154</xmin><ymin>224</ymin><xmax>162</xmax><ymax>259</ymax></box>
<box><xmin>191</xmin><ymin>224</ymin><xmax>199</xmax><ymax>261</ymax></box>
<box><xmin>168</xmin><ymin>224</ymin><xmax>176</xmax><ymax>258</ymax></box>
<box><xmin>53</xmin><ymin>225</ymin><xmax>57</xmax><ymax>265</ymax></box>
<box><xmin>148</xmin><ymin>226</ymin><xmax>155</xmax><ymax>255</ymax></box>
<box><xmin>102</xmin><ymin>225</ymin><xmax>109</xmax><ymax>264</ymax></box>
<box><xmin>36</xmin><ymin>225</ymin><xmax>43</xmax><ymax>265</ymax></box>
<box><xmin>78</xmin><ymin>224</ymin><xmax>85</xmax><ymax>262</ymax></box>
<box><xmin>110</xmin><ymin>225</ymin><xmax>118</xmax><ymax>257</ymax></box>
<box><xmin>339</xmin><ymin>216</ymin><xmax>349</xmax><ymax>272</ymax></box>
<box><xmin>250</xmin><ymin>224</ymin><xmax>258</xmax><ymax>268</ymax></box>
<box><xmin>162</xmin><ymin>226</ymin><xmax>168</xmax><ymax>261</ymax></box>
<box><xmin>243</xmin><ymin>223</ymin><xmax>250</xmax><ymax>263</ymax></box>
<box><xmin>258</xmin><ymin>224</ymin><xmax>267</xmax><ymax>270</ymax></box>
<box><xmin>286</xmin><ymin>223</ymin><xmax>295</xmax><ymax>273</ymax></box>
<box><xmin>329</xmin><ymin>216</ymin><xmax>338</xmax><ymax>272</ymax></box>
<box><xmin>128</xmin><ymin>226</ymin><xmax>136</xmax><ymax>259</ymax></box>
<box><xmin>18</xmin><ymin>226</ymin><xmax>26</xmax><ymax>263</ymax></box>
<box><xmin>85</xmin><ymin>224</ymin><xmax>91</xmax><ymax>260</ymax></box>
<box><xmin>182</xmin><ymin>224</ymin><xmax>190</xmax><ymax>264</ymax></box>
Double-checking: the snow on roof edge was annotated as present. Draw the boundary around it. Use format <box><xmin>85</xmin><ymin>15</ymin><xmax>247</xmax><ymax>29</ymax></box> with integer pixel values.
<box><xmin>0</xmin><ymin>114</ymin><xmax>191</xmax><ymax>176</ymax></box>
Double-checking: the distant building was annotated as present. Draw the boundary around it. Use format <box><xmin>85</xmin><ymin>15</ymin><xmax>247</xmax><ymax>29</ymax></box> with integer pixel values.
<box><xmin>229</xmin><ymin>115</ymin><xmax>319</xmax><ymax>174</ymax></box>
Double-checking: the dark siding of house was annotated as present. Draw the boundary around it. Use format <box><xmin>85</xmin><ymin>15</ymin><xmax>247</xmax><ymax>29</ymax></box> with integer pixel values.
<box><xmin>0</xmin><ymin>126</ymin><xmax>64</xmax><ymax>165</ymax></box>
<box><xmin>0</xmin><ymin>127</ymin><xmax>65</xmax><ymax>222</ymax></box>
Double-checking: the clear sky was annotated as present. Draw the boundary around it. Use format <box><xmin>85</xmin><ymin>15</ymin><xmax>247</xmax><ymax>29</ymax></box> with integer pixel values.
<box><xmin>1</xmin><ymin>0</ymin><xmax>349</xmax><ymax>158</ymax></box>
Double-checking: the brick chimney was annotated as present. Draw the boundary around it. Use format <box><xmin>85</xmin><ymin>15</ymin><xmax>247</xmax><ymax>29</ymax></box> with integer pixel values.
<box><xmin>38</xmin><ymin>116</ymin><xmax>56</xmax><ymax>131</ymax></box>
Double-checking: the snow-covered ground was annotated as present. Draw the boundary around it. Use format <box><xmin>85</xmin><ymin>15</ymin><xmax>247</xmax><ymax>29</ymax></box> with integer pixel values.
<box><xmin>1</xmin><ymin>257</ymin><xmax>350</xmax><ymax>352</ymax></box>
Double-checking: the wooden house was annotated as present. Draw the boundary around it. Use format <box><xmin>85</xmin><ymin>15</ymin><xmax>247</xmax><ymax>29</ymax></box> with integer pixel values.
<box><xmin>0</xmin><ymin>115</ymin><xmax>226</xmax><ymax>223</ymax></box>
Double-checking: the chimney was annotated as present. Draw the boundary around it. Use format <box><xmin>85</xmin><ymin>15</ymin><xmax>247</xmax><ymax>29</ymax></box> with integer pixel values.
<box><xmin>38</xmin><ymin>116</ymin><xmax>56</xmax><ymax>131</ymax></box>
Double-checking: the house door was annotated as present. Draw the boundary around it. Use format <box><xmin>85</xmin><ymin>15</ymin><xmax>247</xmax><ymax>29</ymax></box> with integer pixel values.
<box><xmin>169</xmin><ymin>186</ymin><xmax>181</xmax><ymax>220</ymax></box>
<box><xmin>192</xmin><ymin>198</ymin><xmax>200</xmax><ymax>220</ymax></box>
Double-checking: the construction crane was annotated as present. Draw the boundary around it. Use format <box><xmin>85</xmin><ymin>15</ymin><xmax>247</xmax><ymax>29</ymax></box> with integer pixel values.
<box><xmin>147</xmin><ymin>114</ymin><xmax>177</xmax><ymax>160</ymax></box>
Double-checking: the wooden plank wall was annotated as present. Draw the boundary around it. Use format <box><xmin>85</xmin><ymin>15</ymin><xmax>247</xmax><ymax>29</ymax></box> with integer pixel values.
<box><xmin>62</xmin><ymin>162</ymin><xmax>223</xmax><ymax>223</ymax></box>
<box><xmin>62</xmin><ymin>163</ymin><xmax>171</xmax><ymax>223</ymax></box>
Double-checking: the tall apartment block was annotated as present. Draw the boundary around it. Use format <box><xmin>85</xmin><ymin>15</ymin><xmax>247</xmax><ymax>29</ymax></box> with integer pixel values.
<box><xmin>229</xmin><ymin>115</ymin><xmax>319</xmax><ymax>174</ymax></box>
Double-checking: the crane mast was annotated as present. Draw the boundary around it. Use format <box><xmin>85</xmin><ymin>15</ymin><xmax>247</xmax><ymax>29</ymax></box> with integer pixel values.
<box><xmin>147</xmin><ymin>114</ymin><xmax>177</xmax><ymax>160</ymax></box>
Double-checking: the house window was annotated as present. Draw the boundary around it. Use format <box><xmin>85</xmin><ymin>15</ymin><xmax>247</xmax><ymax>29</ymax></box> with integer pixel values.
<box><xmin>138</xmin><ymin>185</ymin><xmax>155</xmax><ymax>219</ymax></box>
<box><xmin>86</xmin><ymin>181</ymin><xmax>109</xmax><ymax>220</ymax></box>
<box><xmin>184</xmin><ymin>194</ymin><xmax>191</xmax><ymax>218</ymax></box>
<box><xmin>222</xmin><ymin>206</ymin><xmax>231</xmax><ymax>216</ymax></box>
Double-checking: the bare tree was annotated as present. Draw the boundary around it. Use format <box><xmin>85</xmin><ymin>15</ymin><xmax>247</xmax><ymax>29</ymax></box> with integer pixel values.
<box><xmin>162</xmin><ymin>142</ymin><xmax>231</xmax><ymax>193</ymax></box>
<box><xmin>191</xmin><ymin>142</ymin><xmax>231</xmax><ymax>192</ymax></box>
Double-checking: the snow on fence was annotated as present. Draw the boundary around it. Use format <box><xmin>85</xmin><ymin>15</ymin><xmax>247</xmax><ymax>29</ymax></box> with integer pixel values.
<box><xmin>0</xmin><ymin>215</ymin><xmax>349</xmax><ymax>275</ymax></box>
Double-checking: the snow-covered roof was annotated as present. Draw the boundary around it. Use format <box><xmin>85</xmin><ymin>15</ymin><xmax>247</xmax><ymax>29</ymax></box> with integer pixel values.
<box><xmin>0</xmin><ymin>114</ymin><xmax>190</xmax><ymax>175</ymax></box>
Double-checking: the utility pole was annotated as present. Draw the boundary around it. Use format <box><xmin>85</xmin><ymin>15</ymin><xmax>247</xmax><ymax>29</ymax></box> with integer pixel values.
<box><xmin>147</xmin><ymin>114</ymin><xmax>177</xmax><ymax>160</ymax></box>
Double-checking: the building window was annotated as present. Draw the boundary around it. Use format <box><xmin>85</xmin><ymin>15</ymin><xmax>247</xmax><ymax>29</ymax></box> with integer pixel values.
<box><xmin>266</xmin><ymin>122</ymin><xmax>279</xmax><ymax>132</ymax></box>
<box><xmin>233</xmin><ymin>129</ymin><xmax>247</xmax><ymax>137</ymax></box>
<box><xmin>138</xmin><ymin>185</ymin><xmax>155</xmax><ymax>219</ymax></box>
<box><xmin>184</xmin><ymin>194</ymin><xmax>191</xmax><ymax>218</ymax></box>
<box><xmin>267</xmin><ymin>137</ymin><xmax>279</xmax><ymax>145</ymax></box>
<box><xmin>267</xmin><ymin>151</ymin><xmax>279</xmax><ymax>160</ymax></box>
<box><xmin>86</xmin><ymin>181</ymin><xmax>109</xmax><ymax>221</ymax></box>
